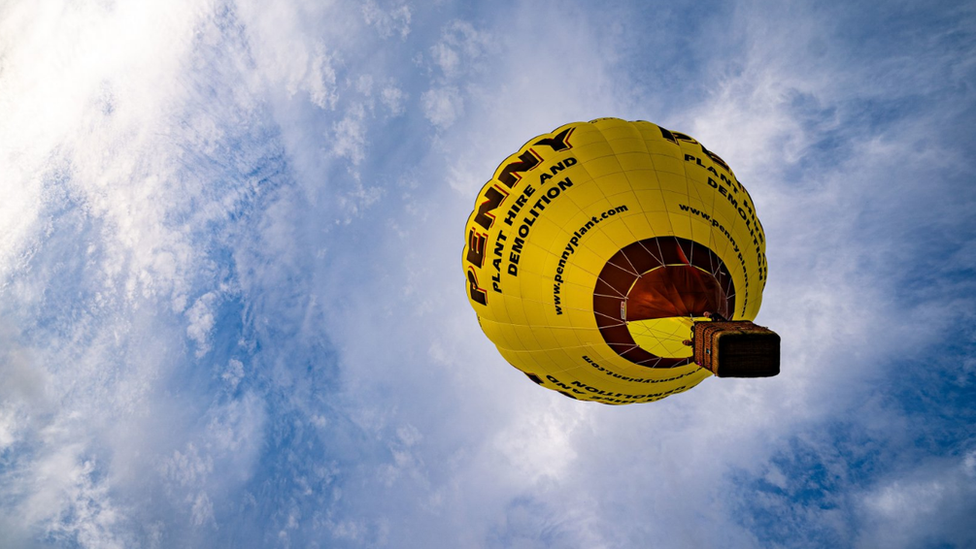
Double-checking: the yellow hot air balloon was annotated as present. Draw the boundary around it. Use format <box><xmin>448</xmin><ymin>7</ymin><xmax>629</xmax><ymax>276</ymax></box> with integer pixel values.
<box><xmin>463</xmin><ymin>118</ymin><xmax>776</xmax><ymax>405</ymax></box>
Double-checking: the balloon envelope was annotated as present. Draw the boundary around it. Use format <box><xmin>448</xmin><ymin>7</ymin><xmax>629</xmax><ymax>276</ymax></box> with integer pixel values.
<box><xmin>463</xmin><ymin>118</ymin><xmax>768</xmax><ymax>404</ymax></box>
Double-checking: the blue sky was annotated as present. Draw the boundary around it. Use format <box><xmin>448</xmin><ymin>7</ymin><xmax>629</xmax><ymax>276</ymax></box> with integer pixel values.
<box><xmin>1</xmin><ymin>0</ymin><xmax>974</xmax><ymax>547</ymax></box>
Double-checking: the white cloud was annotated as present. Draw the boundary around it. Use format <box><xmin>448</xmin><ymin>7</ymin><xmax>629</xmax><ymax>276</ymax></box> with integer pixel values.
<box><xmin>330</xmin><ymin>105</ymin><xmax>369</xmax><ymax>164</ymax></box>
<box><xmin>416</xmin><ymin>19</ymin><xmax>497</xmax><ymax>130</ymax></box>
<box><xmin>154</xmin><ymin>393</ymin><xmax>266</xmax><ymax>534</ymax></box>
<box><xmin>189</xmin><ymin>492</ymin><xmax>216</xmax><ymax>528</ymax></box>
<box><xmin>362</xmin><ymin>0</ymin><xmax>412</xmax><ymax>39</ymax></box>
<box><xmin>380</xmin><ymin>85</ymin><xmax>406</xmax><ymax>115</ymax></box>
<box><xmin>0</xmin><ymin>0</ymin><xmax>201</xmax><ymax>297</ymax></box>
<box><xmin>186</xmin><ymin>292</ymin><xmax>217</xmax><ymax>357</ymax></box>
<box><xmin>855</xmin><ymin>452</ymin><xmax>976</xmax><ymax>548</ymax></box>
<box><xmin>0</xmin><ymin>1</ymin><xmax>288</xmax><ymax>544</ymax></box>
<box><xmin>0</xmin><ymin>322</ymin><xmax>50</xmax><ymax>451</ymax></box>
<box><xmin>162</xmin><ymin>443</ymin><xmax>214</xmax><ymax>489</ymax></box>
<box><xmin>205</xmin><ymin>392</ymin><xmax>267</xmax><ymax>462</ymax></box>
<box><xmin>421</xmin><ymin>85</ymin><xmax>464</xmax><ymax>129</ymax></box>
<box><xmin>430</xmin><ymin>41</ymin><xmax>461</xmax><ymax>80</ymax></box>
<box><xmin>21</xmin><ymin>442</ymin><xmax>129</xmax><ymax>549</ymax></box>
<box><xmin>491</xmin><ymin>401</ymin><xmax>586</xmax><ymax>483</ymax></box>
<box><xmin>235</xmin><ymin>2</ymin><xmax>343</xmax><ymax>110</ymax></box>
<box><xmin>428</xmin><ymin>20</ymin><xmax>491</xmax><ymax>80</ymax></box>
<box><xmin>222</xmin><ymin>359</ymin><xmax>245</xmax><ymax>391</ymax></box>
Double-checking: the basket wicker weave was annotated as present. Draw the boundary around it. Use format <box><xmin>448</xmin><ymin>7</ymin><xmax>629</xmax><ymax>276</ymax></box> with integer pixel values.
<box><xmin>693</xmin><ymin>320</ymin><xmax>780</xmax><ymax>377</ymax></box>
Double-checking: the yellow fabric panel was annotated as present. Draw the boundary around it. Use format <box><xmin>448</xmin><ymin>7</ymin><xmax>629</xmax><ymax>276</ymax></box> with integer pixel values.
<box><xmin>462</xmin><ymin>118</ymin><xmax>768</xmax><ymax>404</ymax></box>
<box><xmin>627</xmin><ymin>317</ymin><xmax>698</xmax><ymax>358</ymax></box>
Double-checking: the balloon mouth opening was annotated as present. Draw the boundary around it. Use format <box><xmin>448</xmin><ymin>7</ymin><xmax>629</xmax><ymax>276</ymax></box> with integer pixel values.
<box><xmin>593</xmin><ymin>237</ymin><xmax>737</xmax><ymax>368</ymax></box>
<box><xmin>622</xmin><ymin>265</ymin><xmax>728</xmax><ymax>359</ymax></box>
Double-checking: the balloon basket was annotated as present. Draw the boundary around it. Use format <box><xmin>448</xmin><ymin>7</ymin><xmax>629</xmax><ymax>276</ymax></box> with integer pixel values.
<box><xmin>692</xmin><ymin>320</ymin><xmax>781</xmax><ymax>378</ymax></box>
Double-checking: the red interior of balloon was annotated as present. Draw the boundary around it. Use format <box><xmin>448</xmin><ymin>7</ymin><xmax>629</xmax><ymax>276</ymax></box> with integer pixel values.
<box><xmin>625</xmin><ymin>265</ymin><xmax>728</xmax><ymax>320</ymax></box>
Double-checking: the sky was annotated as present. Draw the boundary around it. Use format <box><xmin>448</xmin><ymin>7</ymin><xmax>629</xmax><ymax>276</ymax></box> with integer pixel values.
<box><xmin>1</xmin><ymin>0</ymin><xmax>974</xmax><ymax>547</ymax></box>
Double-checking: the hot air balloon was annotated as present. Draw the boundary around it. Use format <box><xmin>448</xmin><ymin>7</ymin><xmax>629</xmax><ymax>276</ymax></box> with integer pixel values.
<box><xmin>462</xmin><ymin>118</ymin><xmax>779</xmax><ymax>405</ymax></box>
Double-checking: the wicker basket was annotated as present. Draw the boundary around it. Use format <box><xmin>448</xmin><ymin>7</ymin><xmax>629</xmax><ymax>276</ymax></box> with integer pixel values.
<box><xmin>693</xmin><ymin>320</ymin><xmax>780</xmax><ymax>377</ymax></box>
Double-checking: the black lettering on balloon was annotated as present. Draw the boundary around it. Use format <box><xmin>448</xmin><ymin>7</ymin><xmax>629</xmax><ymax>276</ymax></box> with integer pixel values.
<box><xmin>466</xmin><ymin>228</ymin><xmax>487</xmax><ymax>268</ymax></box>
<box><xmin>498</xmin><ymin>150</ymin><xmax>541</xmax><ymax>189</ymax></box>
<box><xmin>701</xmin><ymin>145</ymin><xmax>730</xmax><ymax>173</ymax></box>
<box><xmin>465</xmin><ymin>125</ymin><xmax>580</xmax><ymax>308</ymax></box>
<box><xmin>533</xmin><ymin>128</ymin><xmax>574</xmax><ymax>151</ymax></box>
<box><xmin>467</xmin><ymin>268</ymin><xmax>487</xmax><ymax>306</ymax></box>
<box><xmin>659</xmin><ymin>126</ymin><xmax>678</xmax><ymax>144</ymax></box>
<box><xmin>474</xmin><ymin>186</ymin><xmax>506</xmax><ymax>230</ymax></box>
<box><xmin>525</xmin><ymin>373</ymin><xmax>544</xmax><ymax>385</ymax></box>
